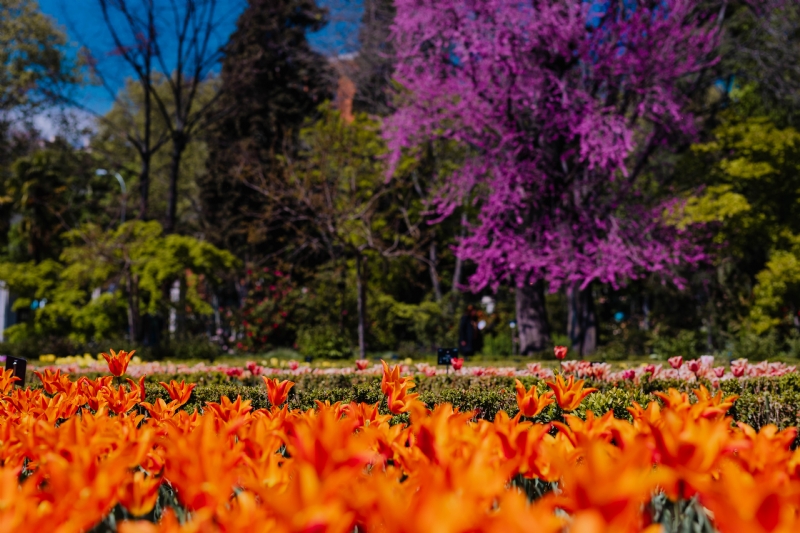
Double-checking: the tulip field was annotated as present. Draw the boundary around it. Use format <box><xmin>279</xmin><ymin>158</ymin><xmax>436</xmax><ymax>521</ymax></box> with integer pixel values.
<box><xmin>2</xmin><ymin>350</ymin><xmax>800</xmax><ymax>532</ymax></box>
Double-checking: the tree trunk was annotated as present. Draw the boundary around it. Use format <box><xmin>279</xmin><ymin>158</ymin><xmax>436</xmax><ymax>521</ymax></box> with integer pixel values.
<box><xmin>211</xmin><ymin>289</ymin><xmax>221</xmax><ymax>335</ymax></box>
<box><xmin>126</xmin><ymin>273</ymin><xmax>141</xmax><ymax>343</ymax></box>
<box><xmin>178</xmin><ymin>275</ymin><xmax>187</xmax><ymax>340</ymax></box>
<box><xmin>429</xmin><ymin>240</ymin><xmax>442</xmax><ymax>302</ymax></box>
<box><xmin>339</xmin><ymin>260</ymin><xmax>347</xmax><ymax>334</ymax></box>
<box><xmin>138</xmin><ymin>61</ymin><xmax>152</xmax><ymax>219</ymax></box>
<box><xmin>139</xmin><ymin>154</ymin><xmax>150</xmax><ymax>219</ymax></box>
<box><xmin>516</xmin><ymin>281</ymin><xmax>551</xmax><ymax>354</ymax></box>
<box><xmin>165</xmin><ymin>133</ymin><xmax>187</xmax><ymax>233</ymax></box>
<box><xmin>137</xmin><ymin>6</ymin><xmax>155</xmax><ymax>220</ymax></box>
<box><xmin>356</xmin><ymin>253</ymin><xmax>368</xmax><ymax>359</ymax></box>
<box><xmin>451</xmin><ymin>212</ymin><xmax>467</xmax><ymax>294</ymax></box>
<box><xmin>567</xmin><ymin>282</ymin><xmax>597</xmax><ymax>358</ymax></box>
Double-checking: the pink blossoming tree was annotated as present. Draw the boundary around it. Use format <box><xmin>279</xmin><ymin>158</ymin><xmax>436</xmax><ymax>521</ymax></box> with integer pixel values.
<box><xmin>385</xmin><ymin>0</ymin><xmax>752</xmax><ymax>355</ymax></box>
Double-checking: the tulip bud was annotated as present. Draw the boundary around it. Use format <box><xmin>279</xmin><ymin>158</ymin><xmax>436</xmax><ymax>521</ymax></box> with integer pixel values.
<box><xmin>554</xmin><ymin>346</ymin><xmax>568</xmax><ymax>360</ymax></box>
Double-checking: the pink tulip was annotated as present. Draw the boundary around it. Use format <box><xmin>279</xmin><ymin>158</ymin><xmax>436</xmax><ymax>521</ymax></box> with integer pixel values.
<box><xmin>668</xmin><ymin>356</ymin><xmax>683</xmax><ymax>369</ymax></box>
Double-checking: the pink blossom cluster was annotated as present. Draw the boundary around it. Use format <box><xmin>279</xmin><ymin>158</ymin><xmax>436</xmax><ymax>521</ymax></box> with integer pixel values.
<box><xmin>386</xmin><ymin>0</ymin><xmax>732</xmax><ymax>290</ymax></box>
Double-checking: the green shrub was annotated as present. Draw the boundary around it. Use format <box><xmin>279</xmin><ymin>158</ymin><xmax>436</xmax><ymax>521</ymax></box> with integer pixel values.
<box><xmin>138</xmin><ymin>336</ymin><xmax>223</xmax><ymax>361</ymax></box>
<box><xmin>785</xmin><ymin>331</ymin><xmax>800</xmax><ymax>359</ymax></box>
<box><xmin>732</xmin><ymin>330</ymin><xmax>784</xmax><ymax>361</ymax></box>
<box><xmin>481</xmin><ymin>332</ymin><xmax>513</xmax><ymax>357</ymax></box>
<box><xmin>296</xmin><ymin>325</ymin><xmax>353</xmax><ymax>360</ymax></box>
<box><xmin>651</xmin><ymin>330</ymin><xmax>703</xmax><ymax>359</ymax></box>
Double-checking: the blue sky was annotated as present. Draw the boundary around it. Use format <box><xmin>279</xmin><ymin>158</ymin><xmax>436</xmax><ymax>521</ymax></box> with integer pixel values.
<box><xmin>38</xmin><ymin>0</ymin><xmax>361</xmax><ymax>115</ymax></box>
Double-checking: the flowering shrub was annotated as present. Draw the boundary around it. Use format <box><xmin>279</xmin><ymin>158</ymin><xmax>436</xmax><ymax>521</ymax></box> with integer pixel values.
<box><xmin>4</xmin><ymin>351</ymin><xmax>800</xmax><ymax>532</ymax></box>
<box><xmin>235</xmin><ymin>267</ymin><xmax>294</xmax><ymax>352</ymax></box>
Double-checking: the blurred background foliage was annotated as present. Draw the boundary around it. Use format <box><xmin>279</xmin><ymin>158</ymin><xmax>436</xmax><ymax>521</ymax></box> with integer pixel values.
<box><xmin>3</xmin><ymin>0</ymin><xmax>800</xmax><ymax>362</ymax></box>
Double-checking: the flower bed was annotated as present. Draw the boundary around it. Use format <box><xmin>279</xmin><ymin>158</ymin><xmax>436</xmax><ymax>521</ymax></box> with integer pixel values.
<box><xmin>30</xmin><ymin>353</ymin><xmax>797</xmax><ymax>382</ymax></box>
<box><xmin>3</xmin><ymin>350</ymin><xmax>800</xmax><ymax>531</ymax></box>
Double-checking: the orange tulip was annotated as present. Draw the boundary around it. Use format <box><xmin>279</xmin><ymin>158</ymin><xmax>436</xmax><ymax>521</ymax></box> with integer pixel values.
<box><xmin>262</xmin><ymin>377</ymin><xmax>295</xmax><ymax>407</ymax></box>
<box><xmin>98</xmin><ymin>383</ymin><xmax>142</xmax><ymax>415</ymax></box>
<box><xmin>101</xmin><ymin>349</ymin><xmax>135</xmax><ymax>377</ymax></box>
<box><xmin>380</xmin><ymin>359</ymin><xmax>402</xmax><ymax>394</ymax></box>
<box><xmin>386</xmin><ymin>379</ymin><xmax>420</xmax><ymax>414</ymax></box>
<box><xmin>0</xmin><ymin>368</ymin><xmax>19</xmax><ymax>394</ymax></box>
<box><xmin>161</xmin><ymin>415</ymin><xmax>245</xmax><ymax>511</ymax></box>
<box><xmin>648</xmin><ymin>409</ymin><xmax>748</xmax><ymax>499</ymax></box>
<box><xmin>127</xmin><ymin>375</ymin><xmax>147</xmax><ymax>402</ymax></box>
<box><xmin>205</xmin><ymin>395</ymin><xmax>253</xmax><ymax>424</ymax></box>
<box><xmin>33</xmin><ymin>368</ymin><xmax>64</xmax><ymax>394</ymax></box>
<box><xmin>381</xmin><ymin>360</ymin><xmax>421</xmax><ymax>414</ymax></box>
<box><xmin>545</xmin><ymin>374</ymin><xmax>598</xmax><ymax>411</ymax></box>
<box><xmin>545</xmin><ymin>440</ymin><xmax>661</xmax><ymax>533</ymax></box>
<box><xmin>159</xmin><ymin>379</ymin><xmax>196</xmax><ymax>407</ymax></box>
<box><xmin>701</xmin><ymin>461</ymin><xmax>800</xmax><ymax>533</ymax></box>
<box><xmin>140</xmin><ymin>398</ymin><xmax>180</xmax><ymax>422</ymax></box>
<box><xmin>343</xmin><ymin>401</ymin><xmax>392</xmax><ymax>428</ymax></box>
<box><xmin>118</xmin><ymin>470</ymin><xmax>161</xmax><ymax>516</ymax></box>
<box><xmin>514</xmin><ymin>379</ymin><xmax>554</xmax><ymax>418</ymax></box>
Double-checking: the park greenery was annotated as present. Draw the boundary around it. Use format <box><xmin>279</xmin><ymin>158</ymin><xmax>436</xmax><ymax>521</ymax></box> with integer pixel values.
<box><xmin>2</xmin><ymin>0</ymin><xmax>800</xmax><ymax>363</ymax></box>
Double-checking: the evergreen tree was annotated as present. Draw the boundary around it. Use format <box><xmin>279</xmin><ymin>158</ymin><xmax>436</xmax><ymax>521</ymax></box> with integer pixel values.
<box><xmin>201</xmin><ymin>0</ymin><xmax>333</xmax><ymax>258</ymax></box>
<box><xmin>353</xmin><ymin>0</ymin><xmax>395</xmax><ymax>115</ymax></box>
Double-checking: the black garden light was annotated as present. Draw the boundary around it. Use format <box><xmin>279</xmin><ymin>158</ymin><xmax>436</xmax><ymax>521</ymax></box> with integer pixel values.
<box><xmin>437</xmin><ymin>347</ymin><xmax>458</xmax><ymax>366</ymax></box>
<box><xmin>5</xmin><ymin>355</ymin><xmax>27</xmax><ymax>387</ymax></box>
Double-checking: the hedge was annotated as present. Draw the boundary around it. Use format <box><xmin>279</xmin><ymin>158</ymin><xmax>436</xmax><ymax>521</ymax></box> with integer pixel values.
<box><xmin>140</xmin><ymin>373</ymin><xmax>800</xmax><ymax>434</ymax></box>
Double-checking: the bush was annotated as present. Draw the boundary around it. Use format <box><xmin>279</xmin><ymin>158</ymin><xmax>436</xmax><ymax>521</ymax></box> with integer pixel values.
<box><xmin>296</xmin><ymin>325</ymin><xmax>353</xmax><ymax>360</ymax></box>
<box><xmin>732</xmin><ymin>330</ymin><xmax>783</xmax><ymax>361</ymax></box>
<box><xmin>481</xmin><ymin>331</ymin><xmax>513</xmax><ymax>357</ymax></box>
<box><xmin>590</xmin><ymin>340</ymin><xmax>630</xmax><ymax>361</ymax></box>
<box><xmin>140</xmin><ymin>336</ymin><xmax>223</xmax><ymax>361</ymax></box>
<box><xmin>651</xmin><ymin>329</ymin><xmax>703</xmax><ymax>359</ymax></box>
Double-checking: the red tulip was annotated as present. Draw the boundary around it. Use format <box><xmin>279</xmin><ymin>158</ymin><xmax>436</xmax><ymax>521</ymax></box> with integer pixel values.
<box><xmin>554</xmin><ymin>346</ymin><xmax>568</xmax><ymax>360</ymax></box>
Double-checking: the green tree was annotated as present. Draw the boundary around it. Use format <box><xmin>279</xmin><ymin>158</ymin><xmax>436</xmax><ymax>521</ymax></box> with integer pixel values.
<box><xmin>251</xmin><ymin>105</ymin><xmax>429</xmax><ymax>357</ymax></box>
<box><xmin>0</xmin><ymin>0</ymin><xmax>81</xmax><ymax>248</ymax></box>
<box><xmin>0</xmin><ymin>221</ymin><xmax>239</xmax><ymax>344</ymax></box>
<box><xmin>60</xmin><ymin>221</ymin><xmax>239</xmax><ymax>342</ymax></box>
<box><xmin>0</xmin><ymin>140</ymin><xmax>116</xmax><ymax>263</ymax></box>
<box><xmin>92</xmin><ymin>77</ymin><xmax>215</xmax><ymax>232</ymax></box>
<box><xmin>201</xmin><ymin>0</ymin><xmax>333</xmax><ymax>257</ymax></box>
<box><xmin>0</xmin><ymin>0</ymin><xmax>78</xmax><ymax>114</ymax></box>
<box><xmin>676</xmin><ymin>89</ymin><xmax>800</xmax><ymax>338</ymax></box>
